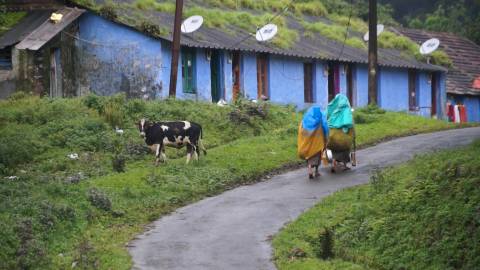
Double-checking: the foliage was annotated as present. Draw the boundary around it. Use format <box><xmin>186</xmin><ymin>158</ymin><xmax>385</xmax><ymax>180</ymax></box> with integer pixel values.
<box><xmin>0</xmin><ymin>94</ymin><xmax>464</xmax><ymax>269</ymax></box>
<box><xmin>273</xmin><ymin>140</ymin><xmax>480</xmax><ymax>269</ymax></box>
<box><xmin>385</xmin><ymin>0</ymin><xmax>480</xmax><ymax>45</ymax></box>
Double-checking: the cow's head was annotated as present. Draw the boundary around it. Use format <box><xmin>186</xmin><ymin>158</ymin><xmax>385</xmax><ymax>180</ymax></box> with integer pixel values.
<box><xmin>137</xmin><ymin>118</ymin><xmax>152</xmax><ymax>138</ymax></box>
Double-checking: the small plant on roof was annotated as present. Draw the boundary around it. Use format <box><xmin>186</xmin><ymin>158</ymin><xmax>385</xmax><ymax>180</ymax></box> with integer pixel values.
<box><xmin>100</xmin><ymin>4</ymin><xmax>117</xmax><ymax>20</ymax></box>
<box><xmin>140</xmin><ymin>21</ymin><xmax>161</xmax><ymax>37</ymax></box>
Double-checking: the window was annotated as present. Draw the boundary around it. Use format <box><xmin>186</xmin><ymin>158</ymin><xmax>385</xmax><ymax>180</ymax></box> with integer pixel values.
<box><xmin>182</xmin><ymin>48</ymin><xmax>196</xmax><ymax>93</ymax></box>
<box><xmin>0</xmin><ymin>47</ymin><xmax>12</xmax><ymax>70</ymax></box>
<box><xmin>257</xmin><ymin>54</ymin><xmax>268</xmax><ymax>99</ymax></box>
<box><xmin>304</xmin><ymin>63</ymin><xmax>314</xmax><ymax>103</ymax></box>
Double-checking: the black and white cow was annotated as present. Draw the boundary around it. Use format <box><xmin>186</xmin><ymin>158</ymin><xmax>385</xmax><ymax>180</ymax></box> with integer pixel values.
<box><xmin>138</xmin><ymin>118</ymin><xmax>207</xmax><ymax>165</ymax></box>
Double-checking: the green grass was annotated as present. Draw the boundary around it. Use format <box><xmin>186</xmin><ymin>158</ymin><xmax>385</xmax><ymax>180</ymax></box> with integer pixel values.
<box><xmin>0</xmin><ymin>95</ymin><xmax>467</xmax><ymax>269</ymax></box>
<box><xmin>273</xmin><ymin>140</ymin><xmax>480</xmax><ymax>270</ymax></box>
<box><xmin>0</xmin><ymin>12</ymin><xmax>27</xmax><ymax>35</ymax></box>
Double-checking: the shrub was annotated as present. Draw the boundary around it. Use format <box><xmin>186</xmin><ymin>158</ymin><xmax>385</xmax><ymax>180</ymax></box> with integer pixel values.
<box><xmin>87</xmin><ymin>188</ymin><xmax>112</xmax><ymax>211</ymax></box>
<box><xmin>0</xmin><ymin>126</ymin><xmax>47</xmax><ymax>173</ymax></box>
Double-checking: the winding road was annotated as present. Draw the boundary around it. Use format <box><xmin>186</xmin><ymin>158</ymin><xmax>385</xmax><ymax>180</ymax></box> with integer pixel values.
<box><xmin>129</xmin><ymin>127</ymin><xmax>480</xmax><ymax>270</ymax></box>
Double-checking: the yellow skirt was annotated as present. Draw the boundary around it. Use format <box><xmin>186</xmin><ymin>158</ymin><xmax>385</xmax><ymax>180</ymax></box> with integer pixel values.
<box><xmin>297</xmin><ymin>123</ymin><xmax>326</xmax><ymax>160</ymax></box>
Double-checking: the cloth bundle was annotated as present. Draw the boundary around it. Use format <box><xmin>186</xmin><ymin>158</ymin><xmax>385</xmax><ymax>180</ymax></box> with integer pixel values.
<box><xmin>297</xmin><ymin>106</ymin><xmax>329</xmax><ymax>160</ymax></box>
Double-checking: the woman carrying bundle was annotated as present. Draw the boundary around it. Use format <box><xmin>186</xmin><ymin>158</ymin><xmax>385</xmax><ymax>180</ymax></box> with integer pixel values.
<box><xmin>297</xmin><ymin>106</ymin><xmax>329</xmax><ymax>179</ymax></box>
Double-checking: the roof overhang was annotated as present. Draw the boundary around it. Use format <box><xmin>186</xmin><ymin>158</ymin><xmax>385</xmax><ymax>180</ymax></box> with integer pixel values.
<box><xmin>15</xmin><ymin>7</ymin><xmax>85</xmax><ymax>51</ymax></box>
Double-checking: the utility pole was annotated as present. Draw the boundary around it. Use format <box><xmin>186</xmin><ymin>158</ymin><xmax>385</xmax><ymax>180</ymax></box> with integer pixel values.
<box><xmin>368</xmin><ymin>0</ymin><xmax>378</xmax><ymax>105</ymax></box>
<box><xmin>169</xmin><ymin>0</ymin><xmax>184</xmax><ymax>97</ymax></box>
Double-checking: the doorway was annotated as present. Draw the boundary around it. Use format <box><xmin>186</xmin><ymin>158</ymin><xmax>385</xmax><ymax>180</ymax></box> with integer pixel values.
<box><xmin>257</xmin><ymin>54</ymin><xmax>268</xmax><ymax>99</ymax></box>
<box><xmin>210</xmin><ymin>50</ymin><xmax>223</xmax><ymax>102</ymax></box>
<box><xmin>50</xmin><ymin>48</ymin><xmax>62</xmax><ymax>97</ymax></box>
<box><xmin>408</xmin><ymin>69</ymin><xmax>417</xmax><ymax>111</ymax></box>
<box><xmin>346</xmin><ymin>64</ymin><xmax>355</xmax><ymax>106</ymax></box>
<box><xmin>232</xmin><ymin>52</ymin><xmax>241</xmax><ymax>101</ymax></box>
<box><xmin>328</xmin><ymin>62</ymin><xmax>340</xmax><ymax>102</ymax></box>
<box><xmin>431</xmin><ymin>73</ymin><xmax>437</xmax><ymax>116</ymax></box>
<box><xmin>304</xmin><ymin>63</ymin><xmax>314</xmax><ymax>103</ymax></box>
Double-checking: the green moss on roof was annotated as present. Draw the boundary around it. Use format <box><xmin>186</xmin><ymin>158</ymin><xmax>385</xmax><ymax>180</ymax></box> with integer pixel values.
<box><xmin>302</xmin><ymin>21</ymin><xmax>367</xmax><ymax>50</ymax></box>
<box><xmin>68</xmin><ymin>0</ymin><xmax>452</xmax><ymax>66</ymax></box>
<box><xmin>0</xmin><ymin>11</ymin><xmax>27</xmax><ymax>35</ymax></box>
<box><xmin>134</xmin><ymin>0</ymin><xmax>175</xmax><ymax>13</ymax></box>
<box><xmin>379</xmin><ymin>31</ymin><xmax>452</xmax><ymax>67</ymax></box>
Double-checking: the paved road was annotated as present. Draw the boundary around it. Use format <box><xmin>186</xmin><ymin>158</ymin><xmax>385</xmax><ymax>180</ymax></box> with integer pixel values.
<box><xmin>129</xmin><ymin>127</ymin><xmax>480</xmax><ymax>270</ymax></box>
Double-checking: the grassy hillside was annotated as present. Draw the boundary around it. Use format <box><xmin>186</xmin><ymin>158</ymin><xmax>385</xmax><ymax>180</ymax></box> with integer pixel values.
<box><xmin>273</xmin><ymin>140</ymin><xmax>480</xmax><ymax>270</ymax></box>
<box><xmin>0</xmin><ymin>94</ymin><xmax>466</xmax><ymax>269</ymax></box>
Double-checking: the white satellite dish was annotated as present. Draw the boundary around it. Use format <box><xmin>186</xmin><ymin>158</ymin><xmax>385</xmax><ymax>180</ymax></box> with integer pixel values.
<box><xmin>181</xmin><ymin>15</ymin><xmax>204</xmax><ymax>34</ymax></box>
<box><xmin>420</xmin><ymin>38</ymin><xmax>440</xmax><ymax>55</ymax></box>
<box><xmin>363</xmin><ymin>24</ymin><xmax>385</xmax><ymax>41</ymax></box>
<box><xmin>256</xmin><ymin>23</ymin><xmax>278</xmax><ymax>42</ymax></box>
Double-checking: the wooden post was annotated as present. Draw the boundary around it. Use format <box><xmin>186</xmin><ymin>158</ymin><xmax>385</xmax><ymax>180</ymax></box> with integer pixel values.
<box><xmin>169</xmin><ymin>0</ymin><xmax>183</xmax><ymax>98</ymax></box>
<box><xmin>368</xmin><ymin>0</ymin><xmax>378</xmax><ymax>105</ymax></box>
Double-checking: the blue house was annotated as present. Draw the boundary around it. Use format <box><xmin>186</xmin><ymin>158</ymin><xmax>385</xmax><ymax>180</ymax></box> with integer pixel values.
<box><xmin>0</xmin><ymin>0</ymin><xmax>449</xmax><ymax>120</ymax></box>
<box><xmin>396</xmin><ymin>27</ymin><xmax>480</xmax><ymax>122</ymax></box>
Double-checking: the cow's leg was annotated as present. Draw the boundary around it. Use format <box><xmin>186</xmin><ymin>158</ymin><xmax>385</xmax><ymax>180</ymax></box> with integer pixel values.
<box><xmin>186</xmin><ymin>144</ymin><xmax>193</xmax><ymax>164</ymax></box>
<box><xmin>155</xmin><ymin>144</ymin><xmax>162</xmax><ymax>166</ymax></box>
<box><xmin>161</xmin><ymin>148</ymin><xmax>167</xmax><ymax>162</ymax></box>
<box><xmin>193</xmin><ymin>145</ymin><xmax>199</xmax><ymax>161</ymax></box>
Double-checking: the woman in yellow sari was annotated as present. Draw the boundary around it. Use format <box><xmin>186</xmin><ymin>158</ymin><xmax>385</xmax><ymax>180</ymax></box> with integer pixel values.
<box><xmin>297</xmin><ymin>106</ymin><xmax>329</xmax><ymax>179</ymax></box>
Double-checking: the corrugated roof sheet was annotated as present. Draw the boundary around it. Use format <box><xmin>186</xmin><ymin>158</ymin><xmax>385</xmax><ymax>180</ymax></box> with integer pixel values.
<box><xmin>0</xmin><ymin>10</ymin><xmax>52</xmax><ymax>49</ymax></box>
<box><xmin>393</xmin><ymin>27</ymin><xmax>480</xmax><ymax>96</ymax></box>
<box><xmin>15</xmin><ymin>7</ymin><xmax>85</xmax><ymax>50</ymax></box>
<box><xmin>67</xmin><ymin>0</ymin><xmax>445</xmax><ymax>72</ymax></box>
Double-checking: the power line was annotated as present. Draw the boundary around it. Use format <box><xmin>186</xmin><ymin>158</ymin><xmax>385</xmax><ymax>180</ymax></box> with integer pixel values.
<box><xmin>229</xmin><ymin>0</ymin><xmax>298</xmax><ymax>49</ymax></box>
<box><xmin>337</xmin><ymin>0</ymin><xmax>354</xmax><ymax>60</ymax></box>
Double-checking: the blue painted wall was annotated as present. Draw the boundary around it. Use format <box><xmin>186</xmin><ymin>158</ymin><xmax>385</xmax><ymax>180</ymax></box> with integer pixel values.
<box><xmin>464</xmin><ymin>96</ymin><xmax>480</xmax><ymax>122</ymax></box>
<box><xmin>77</xmin><ymin>12</ymin><xmax>163</xmax><ymax>98</ymax></box>
<box><xmin>269</xmin><ymin>55</ymin><xmax>305</xmax><ymax>108</ymax></box>
<box><xmin>417</xmin><ymin>71</ymin><xmax>432</xmax><ymax>117</ymax></box>
<box><xmin>355</xmin><ymin>64</ymin><xmax>369</xmax><ymax>107</ymax></box>
<box><xmin>75</xmin><ymin>12</ymin><xmax>449</xmax><ymax>119</ymax></box>
<box><xmin>378</xmin><ymin>67</ymin><xmax>409</xmax><ymax>111</ymax></box>
<box><xmin>241</xmin><ymin>53</ymin><xmax>258</xmax><ymax>101</ymax></box>
<box><xmin>314</xmin><ymin>61</ymin><xmax>329</xmax><ymax>111</ymax></box>
<box><xmin>437</xmin><ymin>72</ymin><xmax>447</xmax><ymax>120</ymax></box>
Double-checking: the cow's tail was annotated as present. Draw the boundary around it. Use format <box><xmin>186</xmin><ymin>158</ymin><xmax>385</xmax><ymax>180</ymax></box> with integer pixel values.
<box><xmin>199</xmin><ymin>127</ymin><xmax>207</xmax><ymax>155</ymax></box>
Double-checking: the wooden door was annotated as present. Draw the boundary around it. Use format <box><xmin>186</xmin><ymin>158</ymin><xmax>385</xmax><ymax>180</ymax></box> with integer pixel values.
<box><xmin>49</xmin><ymin>48</ymin><xmax>62</xmax><ymax>97</ymax></box>
<box><xmin>232</xmin><ymin>52</ymin><xmax>241</xmax><ymax>101</ymax></box>
<box><xmin>408</xmin><ymin>69</ymin><xmax>417</xmax><ymax>110</ymax></box>
<box><xmin>346</xmin><ymin>64</ymin><xmax>354</xmax><ymax>106</ymax></box>
<box><xmin>304</xmin><ymin>63</ymin><xmax>314</xmax><ymax>103</ymax></box>
<box><xmin>328</xmin><ymin>63</ymin><xmax>335</xmax><ymax>102</ymax></box>
<box><xmin>257</xmin><ymin>54</ymin><xmax>268</xmax><ymax>99</ymax></box>
<box><xmin>431</xmin><ymin>73</ymin><xmax>437</xmax><ymax>116</ymax></box>
<box><xmin>210</xmin><ymin>51</ymin><xmax>222</xmax><ymax>102</ymax></box>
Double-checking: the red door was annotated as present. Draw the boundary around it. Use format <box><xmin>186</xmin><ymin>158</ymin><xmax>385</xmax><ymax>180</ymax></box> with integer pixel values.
<box><xmin>232</xmin><ymin>52</ymin><xmax>241</xmax><ymax>101</ymax></box>
<box><xmin>304</xmin><ymin>63</ymin><xmax>314</xmax><ymax>103</ymax></box>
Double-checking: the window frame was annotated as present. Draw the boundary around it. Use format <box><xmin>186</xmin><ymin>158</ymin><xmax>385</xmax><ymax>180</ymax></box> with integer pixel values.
<box><xmin>181</xmin><ymin>47</ymin><xmax>196</xmax><ymax>94</ymax></box>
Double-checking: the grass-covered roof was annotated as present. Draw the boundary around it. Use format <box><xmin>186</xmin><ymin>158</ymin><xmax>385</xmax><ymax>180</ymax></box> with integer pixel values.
<box><xmin>68</xmin><ymin>0</ymin><xmax>450</xmax><ymax>69</ymax></box>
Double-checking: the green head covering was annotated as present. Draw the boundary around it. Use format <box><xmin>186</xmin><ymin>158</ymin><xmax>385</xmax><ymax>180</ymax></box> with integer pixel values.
<box><xmin>327</xmin><ymin>94</ymin><xmax>353</xmax><ymax>133</ymax></box>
